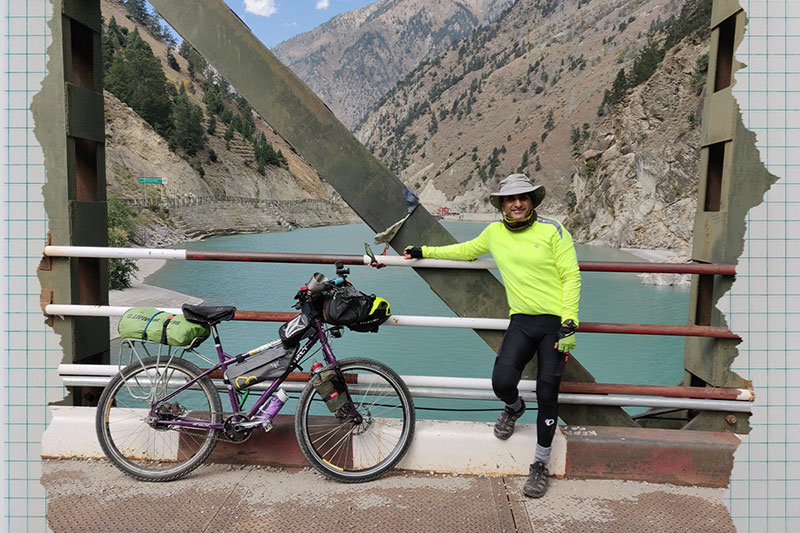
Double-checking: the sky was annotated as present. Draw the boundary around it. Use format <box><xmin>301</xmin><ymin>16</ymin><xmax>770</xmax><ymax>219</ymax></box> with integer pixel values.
<box><xmin>223</xmin><ymin>0</ymin><xmax>377</xmax><ymax>48</ymax></box>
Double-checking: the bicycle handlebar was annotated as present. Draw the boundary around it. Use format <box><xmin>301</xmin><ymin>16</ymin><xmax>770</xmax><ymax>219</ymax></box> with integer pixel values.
<box><xmin>294</xmin><ymin>269</ymin><xmax>348</xmax><ymax>307</ymax></box>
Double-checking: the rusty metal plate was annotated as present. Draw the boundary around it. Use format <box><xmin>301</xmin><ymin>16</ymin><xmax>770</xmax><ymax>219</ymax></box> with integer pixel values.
<box><xmin>43</xmin><ymin>459</ymin><xmax>736</xmax><ymax>533</ymax></box>
<box><xmin>563</xmin><ymin>425</ymin><xmax>739</xmax><ymax>487</ymax></box>
<box><xmin>517</xmin><ymin>478</ymin><xmax>735</xmax><ymax>532</ymax></box>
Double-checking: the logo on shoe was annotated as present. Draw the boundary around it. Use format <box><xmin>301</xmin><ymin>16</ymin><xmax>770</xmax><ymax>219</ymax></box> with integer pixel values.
<box><xmin>545</xmin><ymin>418</ymin><xmax>555</xmax><ymax>426</ymax></box>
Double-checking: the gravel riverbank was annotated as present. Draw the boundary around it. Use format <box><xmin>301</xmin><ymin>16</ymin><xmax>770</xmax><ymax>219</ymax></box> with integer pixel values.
<box><xmin>108</xmin><ymin>259</ymin><xmax>203</xmax><ymax>339</ymax></box>
<box><xmin>622</xmin><ymin>248</ymin><xmax>691</xmax><ymax>286</ymax></box>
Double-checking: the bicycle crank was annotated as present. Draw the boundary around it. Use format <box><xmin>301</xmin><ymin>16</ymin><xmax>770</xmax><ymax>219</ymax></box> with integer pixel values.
<box><xmin>223</xmin><ymin>414</ymin><xmax>254</xmax><ymax>443</ymax></box>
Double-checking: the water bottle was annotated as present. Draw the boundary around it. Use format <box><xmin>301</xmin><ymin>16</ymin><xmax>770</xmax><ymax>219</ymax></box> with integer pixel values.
<box><xmin>261</xmin><ymin>388</ymin><xmax>288</xmax><ymax>421</ymax></box>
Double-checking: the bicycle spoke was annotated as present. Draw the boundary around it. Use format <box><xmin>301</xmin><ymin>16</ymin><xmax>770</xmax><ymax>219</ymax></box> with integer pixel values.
<box><xmin>96</xmin><ymin>356</ymin><xmax>221</xmax><ymax>481</ymax></box>
<box><xmin>296</xmin><ymin>358</ymin><xmax>414</xmax><ymax>482</ymax></box>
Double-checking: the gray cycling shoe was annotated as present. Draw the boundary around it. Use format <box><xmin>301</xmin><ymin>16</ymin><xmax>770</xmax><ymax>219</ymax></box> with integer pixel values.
<box><xmin>523</xmin><ymin>461</ymin><xmax>549</xmax><ymax>498</ymax></box>
<box><xmin>494</xmin><ymin>400</ymin><xmax>526</xmax><ymax>440</ymax></box>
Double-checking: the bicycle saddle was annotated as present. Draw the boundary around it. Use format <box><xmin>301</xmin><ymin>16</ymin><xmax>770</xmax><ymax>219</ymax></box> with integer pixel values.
<box><xmin>182</xmin><ymin>304</ymin><xmax>237</xmax><ymax>326</ymax></box>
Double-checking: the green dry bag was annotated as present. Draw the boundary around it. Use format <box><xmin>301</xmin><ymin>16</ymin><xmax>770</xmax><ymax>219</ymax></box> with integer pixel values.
<box><xmin>118</xmin><ymin>307</ymin><xmax>210</xmax><ymax>348</ymax></box>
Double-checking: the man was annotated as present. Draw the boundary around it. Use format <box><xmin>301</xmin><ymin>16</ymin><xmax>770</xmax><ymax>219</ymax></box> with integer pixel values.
<box><xmin>404</xmin><ymin>174</ymin><xmax>581</xmax><ymax>498</ymax></box>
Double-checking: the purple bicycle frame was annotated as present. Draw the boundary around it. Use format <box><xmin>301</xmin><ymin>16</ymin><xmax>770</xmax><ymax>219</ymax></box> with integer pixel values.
<box><xmin>150</xmin><ymin>317</ymin><xmax>346</xmax><ymax>431</ymax></box>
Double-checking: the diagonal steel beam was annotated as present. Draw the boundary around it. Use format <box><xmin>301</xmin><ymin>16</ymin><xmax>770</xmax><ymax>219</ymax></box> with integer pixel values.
<box><xmin>148</xmin><ymin>0</ymin><xmax>634</xmax><ymax>426</ymax></box>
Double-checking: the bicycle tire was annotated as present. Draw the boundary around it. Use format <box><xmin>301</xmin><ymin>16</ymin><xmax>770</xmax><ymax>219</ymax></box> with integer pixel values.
<box><xmin>95</xmin><ymin>356</ymin><xmax>222</xmax><ymax>482</ymax></box>
<box><xmin>295</xmin><ymin>357</ymin><xmax>415</xmax><ymax>482</ymax></box>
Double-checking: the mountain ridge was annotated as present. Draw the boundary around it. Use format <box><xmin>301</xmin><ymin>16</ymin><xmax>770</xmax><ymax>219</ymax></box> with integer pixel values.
<box><xmin>273</xmin><ymin>0</ymin><xmax>515</xmax><ymax>128</ymax></box>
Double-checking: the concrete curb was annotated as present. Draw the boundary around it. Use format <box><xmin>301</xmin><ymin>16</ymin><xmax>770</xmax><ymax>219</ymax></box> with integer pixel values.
<box><xmin>41</xmin><ymin>406</ymin><xmax>566</xmax><ymax>476</ymax></box>
<box><xmin>42</xmin><ymin>406</ymin><xmax>739</xmax><ymax>486</ymax></box>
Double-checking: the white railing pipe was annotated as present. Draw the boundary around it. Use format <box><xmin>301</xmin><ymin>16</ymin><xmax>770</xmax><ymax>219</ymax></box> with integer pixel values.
<box><xmin>56</xmin><ymin>365</ymin><xmax>752</xmax><ymax>413</ymax></box>
<box><xmin>44</xmin><ymin>246</ymin><xmax>187</xmax><ymax>260</ymax></box>
<box><xmin>45</xmin><ymin>304</ymin><xmax>509</xmax><ymax>329</ymax></box>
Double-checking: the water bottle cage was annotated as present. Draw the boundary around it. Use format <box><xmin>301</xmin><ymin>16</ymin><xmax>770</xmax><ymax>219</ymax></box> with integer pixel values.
<box><xmin>311</xmin><ymin>369</ymin><xmax>348</xmax><ymax>412</ymax></box>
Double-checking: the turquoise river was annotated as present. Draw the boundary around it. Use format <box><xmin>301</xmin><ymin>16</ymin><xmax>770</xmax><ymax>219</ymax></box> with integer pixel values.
<box><xmin>148</xmin><ymin>222</ymin><xmax>690</xmax><ymax>422</ymax></box>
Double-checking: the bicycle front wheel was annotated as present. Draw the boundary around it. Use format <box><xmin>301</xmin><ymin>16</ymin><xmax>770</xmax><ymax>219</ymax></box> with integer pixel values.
<box><xmin>295</xmin><ymin>357</ymin><xmax>415</xmax><ymax>482</ymax></box>
<box><xmin>95</xmin><ymin>356</ymin><xmax>222</xmax><ymax>482</ymax></box>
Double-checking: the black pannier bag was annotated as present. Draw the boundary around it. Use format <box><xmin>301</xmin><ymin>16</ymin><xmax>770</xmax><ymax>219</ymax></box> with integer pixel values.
<box><xmin>226</xmin><ymin>342</ymin><xmax>297</xmax><ymax>390</ymax></box>
<box><xmin>279</xmin><ymin>313</ymin><xmax>313</xmax><ymax>348</ymax></box>
<box><xmin>323</xmin><ymin>283</ymin><xmax>391</xmax><ymax>333</ymax></box>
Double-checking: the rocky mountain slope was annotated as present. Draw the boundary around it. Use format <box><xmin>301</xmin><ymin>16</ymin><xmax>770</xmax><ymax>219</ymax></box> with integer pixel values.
<box><xmin>570</xmin><ymin>39</ymin><xmax>704</xmax><ymax>250</ymax></box>
<box><xmin>355</xmin><ymin>0</ymin><xmax>708</xmax><ymax>254</ymax></box>
<box><xmin>101</xmin><ymin>0</ymin><xmax>356</xmax><ymax>247</ymax></box>
<box><xmin>104</xmin><ymin>90</ymin><xmax>355</xmax><ymax>246</ymax></box>
<box><xmin>273</xmin><ymin>0</ymin><xmax>515</xmax><ymax>129</ymax></box>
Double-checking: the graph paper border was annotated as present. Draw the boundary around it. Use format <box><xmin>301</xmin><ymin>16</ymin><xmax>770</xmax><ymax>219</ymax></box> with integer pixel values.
<box><xmin>3</xmin><ymin>1</ymin><xmax>63</xmax><ymax>531</ymax></box>
<box><xmin>724</xmin><ymin>1</ymin><xmax>800</xmax><ymax>532</ymax></box>
<box><xmin>1</xmin><ymin>0</ymin><xmax>9</xmax><ymax>528</ymax></box>
<box><xmin>1</xmin><ymin>0</ymin><xmax>798</xmax><ymax>531</ymax></box>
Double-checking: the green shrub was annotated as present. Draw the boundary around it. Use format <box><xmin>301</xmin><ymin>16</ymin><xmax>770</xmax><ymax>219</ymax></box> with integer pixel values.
<box><xmin>107</xmin><ymin>197</ymin><xmax>139</xmax><ymax>290</ymax></box>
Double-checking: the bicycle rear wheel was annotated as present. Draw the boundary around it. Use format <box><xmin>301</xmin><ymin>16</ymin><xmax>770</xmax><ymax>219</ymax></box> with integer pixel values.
<box><xmin>95</xmin><ymin>356</ymin><xmax>222</xmax><ymax>482</ymax></box>
<box><xmin>295</xmin><ymin>357</ymin><xmax>415</xmax><ymax>482</ymax></box>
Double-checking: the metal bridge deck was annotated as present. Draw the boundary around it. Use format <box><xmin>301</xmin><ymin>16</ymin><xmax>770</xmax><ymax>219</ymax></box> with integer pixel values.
<box><xmin>42</xmin><ymin>459</ymin><xmax>735</xmax><ymax>532</ymax></box>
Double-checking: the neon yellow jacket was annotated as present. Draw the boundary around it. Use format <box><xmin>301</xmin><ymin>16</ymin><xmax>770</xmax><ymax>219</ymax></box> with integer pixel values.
<box><xmin>422</xmin><ymin>217</ymin><xmax>581</xmax><ymax>324</ymax></box>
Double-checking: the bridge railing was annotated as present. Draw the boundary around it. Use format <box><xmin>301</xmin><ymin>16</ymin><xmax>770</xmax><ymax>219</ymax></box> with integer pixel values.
<box><xmin>42</xmin><ymin>246</ymin><xmax>747</xmax><ymax>412</ymax></box>
<box><xmin>55</xmin><ymin>363</ymin><xmax>752</xmax><ymax>413</ymax></box>
<box><xmin>43</xmin><ymin>245</ymin><xmax>739</xmax><ymax>340</ymax></box>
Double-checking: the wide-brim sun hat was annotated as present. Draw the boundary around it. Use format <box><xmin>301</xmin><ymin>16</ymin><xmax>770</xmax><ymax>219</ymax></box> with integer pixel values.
<box><xmin>489</xmin><ymin>174</ymin><xmax>546</xmax><ymax>210</ymax></box>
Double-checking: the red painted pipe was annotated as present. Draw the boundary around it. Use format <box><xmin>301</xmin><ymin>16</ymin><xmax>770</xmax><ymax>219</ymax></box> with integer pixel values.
<box><xmin>185</xmin><ymin>249</ymin><xmax>735</xmax><ymax>276</ymax></box>
<box><xmin>208</xmin><ymin>369</ymin><xmax>356</xmax><ymax>384</ymax></box>
<box><xmin>186</xmin><ymin>250</ymin><xmax>364</xmax><ymax>265</ymax></box>
<box><xmin>578</xmin><ymin>261</ymin><xmax>736</xmax><ymax>275</ymax></box>
<box><xmin>579</xmin><ymin>322</ymin><xmax>740</xmax><ymax>339</ymax></box>
<box><xmin>206</xmin><ymin>368</ymin><xmax>750</xmax><ymax>401</ymax></box>
<box><xmin>233</xmin><ymin>310</ymin><xmax>299</xmax><ymax>322</ymax></box>
<box><xmin>558</xmin><ymin>381</ymin><xmax>750</xmax><ymax>400</ymax></box>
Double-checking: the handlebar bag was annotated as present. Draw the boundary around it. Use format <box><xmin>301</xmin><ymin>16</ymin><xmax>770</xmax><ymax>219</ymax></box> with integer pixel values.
<box><xmin>118</xmin><ymin>307</ymin><xmax>210</xmax><ymax>348</ymax></box>
<box><xmin>227</xmin><ymin>342</ymin><xmax>297</xmax><ymax>390</ymax></box>
<box><xmin>348</xmin><ymin>296</ymin><xmax>391</xmax><ymax>333</ymax></box>
<box><xmin>323</xmin><ymin>284</ymin><xmax>391</xmax><ymax>333</ymax></box>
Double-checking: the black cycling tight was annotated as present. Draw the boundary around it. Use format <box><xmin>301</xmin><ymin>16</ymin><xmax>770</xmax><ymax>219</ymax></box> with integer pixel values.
<box><xmin>491</xmin><ymin>314</ymin><xmax>568</xmax><ymax>448</ymax></box>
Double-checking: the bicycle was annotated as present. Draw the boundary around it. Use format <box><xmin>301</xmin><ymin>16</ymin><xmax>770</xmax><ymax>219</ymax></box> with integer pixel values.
<box><xmin>95</xmin><ymin>263</ymin><xmax>415</xmax><ymax>483</ymax></box>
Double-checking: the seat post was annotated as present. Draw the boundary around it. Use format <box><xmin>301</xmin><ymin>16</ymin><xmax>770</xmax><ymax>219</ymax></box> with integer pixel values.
<box><xmin>211</xmin><ymin>325</ymin><xmax>222</xmax><ymax>349</ymax></box>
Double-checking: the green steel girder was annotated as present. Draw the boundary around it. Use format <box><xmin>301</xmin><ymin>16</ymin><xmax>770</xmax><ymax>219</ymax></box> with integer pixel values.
<box><xmin>34</xmin><ymin>0</ymin><xmax>109</xmax><ymax>402</ymax></box>
<box><xmin>149</xmin><ymin>0</ymin><xmax>634</xmax><ymax>427</ymax></box>
<box><xmin>681</xmin><ymin>2</ymin><xmax>777</xmax><ymax>431</ymax></box>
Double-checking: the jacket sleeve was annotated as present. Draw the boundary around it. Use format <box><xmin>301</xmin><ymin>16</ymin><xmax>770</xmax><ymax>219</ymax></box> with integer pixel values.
<box><xmin>421</xmin><ymin>226</ymin><xmax>490</xmax><ymax>261</ymax></box>
<box><xmin>553</xmin><ymin>224</ymin><xmax>581</xmax><ymax>326</ymax></box>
